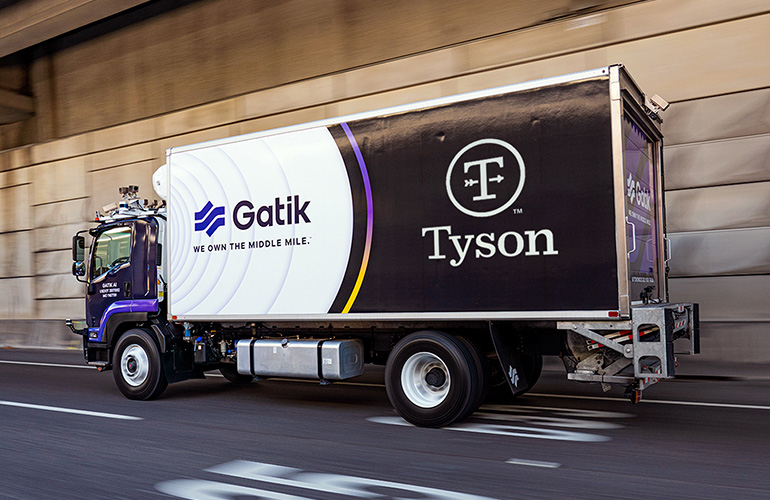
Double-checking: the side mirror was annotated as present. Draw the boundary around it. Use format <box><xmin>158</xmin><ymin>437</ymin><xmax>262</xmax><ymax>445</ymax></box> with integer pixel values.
<box><xmin>72</xmin><ymin>235</ymin><xmax>85</xmax><ymax>262</ymax></box>
<box><xmin>72</xmin><ymin>261</ymin><xmax>86</xmax><ymax>277</ymax></box>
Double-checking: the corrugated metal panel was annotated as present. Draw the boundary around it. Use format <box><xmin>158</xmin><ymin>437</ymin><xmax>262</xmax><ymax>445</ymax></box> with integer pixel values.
<box><xmin>668</xmin><ymin>227</ymin><xmax>770</xmax><ymax>277</ymax></box>
<box><xmin>664</xmin><ymin>133</ymin><xmax>770</xmax><ymax>190</ymax></box>
<box><xmin>665</xmin><ymin>181</ymin><xmax>770</xmax><ymax>232</ymax></box>
<box><xmin>680</xmin><ymin>321</ymin><xmax>770</xmax><ymax>363</ymax></box>
<box><xmin>668</xmin><ymin>275</ymin><xmax>770</xmax><ymax>322</ymax></box>
<box><xmin>663</xmin><ymin>88</ymin><xmax>770</xmax><ymax>146</ymax></box>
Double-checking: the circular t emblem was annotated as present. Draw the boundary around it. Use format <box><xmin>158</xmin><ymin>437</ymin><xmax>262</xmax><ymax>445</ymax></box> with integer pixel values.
<box><xmin>445</xmin><ymin>138</ymin><xmax>525</xmax><ymax>218</ymax></box>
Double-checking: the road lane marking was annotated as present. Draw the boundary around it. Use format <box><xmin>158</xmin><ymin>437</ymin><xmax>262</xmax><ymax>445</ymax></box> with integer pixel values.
<box><xmin>203</xmin><ymin>460</ymin><xmax>498</xmax><ymax>500</ymax></box>
<box><xmin>157</xmin><ymin>480</ymin><xmax>314</xmax><ymax>500</ymax></box>
<box><xmin>643</xmin><ymin>399</ymin><xmax>770</xmax><ymax>411</ymax></box>
<box><xmin>159</xmin><ymin>460</ymin><xmax>501</xmax><ymax>500</ymax></box>
<box><xmin>506</xmin><ymin>458</ymin><xmax>561</xmax><ymax>469</ymax></box>
<box><xmin>473</xmin><ymin>411</ymin><xmax>623</xmax><ymax>429</ymax></box>
<box><xmin>214</xmin><ymin>376</ymin><xmax>770</xmax><ymax>409</ymax></box>
<box><xmin>528</xmin><ymin>393</ymin><xmax>770</xmax><ymax>411</ymax></box>
<box><xmin>481</xmin><ymin>404</ymin><xmax>634</xmax><ymax>419</ymax></box>
<box><xmin>367</xmin><ymin>416</ymin><xmax>611</xmax><ymax>442</ymax></box>
<box><xmin>0</xmin><ymin>400</ymin><xmax>142</xmax><ymax>420</ymax></box>
<box><xmin>368</xmin><ymin>405</ymin><xmax>634</xmax><ymax>441</ymax></box>
<box><xmin>0</xmin><ymin>360</ymin><xmax>96</xmax><ymax>369</ymax></box>
<box><xmin>6</xmin><ymin>360</ymin><xmax>770</xmax><ymax>411</ymax></box>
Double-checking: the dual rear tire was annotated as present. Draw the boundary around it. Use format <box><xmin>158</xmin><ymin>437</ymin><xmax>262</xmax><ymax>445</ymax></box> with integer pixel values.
<box><xmin>385</xmin><ymin>331</ymin><xmax>486</xmax><ymax>428</ymax></box>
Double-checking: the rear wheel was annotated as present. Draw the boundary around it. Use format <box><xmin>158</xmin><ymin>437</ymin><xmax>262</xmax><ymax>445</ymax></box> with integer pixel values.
<box><xmin>113</xmin><ymin>329</ymin><xmax>168</xmax><ymax>400</ymax></box>
<box><xmin>385</xmin><ymin>331</ymin><xmax>482</xmax><ymax>428</ymax></box>
<box><xmin>456</xmin><ymin>336</ymin><xmax>488</xmax><ymax>419</ymax></box>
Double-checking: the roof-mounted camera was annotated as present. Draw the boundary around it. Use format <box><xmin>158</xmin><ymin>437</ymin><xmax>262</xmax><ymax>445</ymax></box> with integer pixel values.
<box><xmin>644</xmin><ymin>93</ymin><xmax>669</xmax><ymax>121</ymax></box>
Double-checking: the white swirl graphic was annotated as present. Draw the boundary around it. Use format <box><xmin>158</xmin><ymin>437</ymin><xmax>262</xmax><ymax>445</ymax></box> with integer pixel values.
<box><xmin>168</xmin><ymin>127</ymin><xmax>353</xmax><ymax>317</ymax></box>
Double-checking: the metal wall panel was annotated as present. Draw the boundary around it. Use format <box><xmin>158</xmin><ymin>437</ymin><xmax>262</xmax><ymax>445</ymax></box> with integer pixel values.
<box><xmin>668</xmin><ymin>275</ymin><xmax>770</xmax><ymax>322</ymax></box>
<box><xmin>664</xmin><ymin>133</ymin><xmax>770</xmax><ymax>191</ymax></box>
<box><xmin>668</xmin><ymin>227</ymin><xmax>770</xmax><ymax>277</ymax></box>
<box><xmin>678</xmin><ymin>321</ymin><xmax>770</xmax><ymax>363</ymax></box>
<box><xmin>663</xmin><ymin>87</ymin><xmax>770</xmax><ymax>146</ymax></box>
<box><xmin>665</xmin><ymin>181</ymin><xmax>770</xmax><ymax>232</ymax></box>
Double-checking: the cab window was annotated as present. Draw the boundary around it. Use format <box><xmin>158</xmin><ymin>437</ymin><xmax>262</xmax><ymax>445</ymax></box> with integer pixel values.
<box><xmin>91</xmin><ymin>226</ymin><xmax>132</xmax><ymax>278</ymax></box>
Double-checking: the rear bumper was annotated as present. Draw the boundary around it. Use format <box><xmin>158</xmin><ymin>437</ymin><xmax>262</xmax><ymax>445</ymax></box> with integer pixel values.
<box><xmin>631</xmin><ymin>302</ymin><xmax>699</xmax><ymax>379</ymax></box>
<box><xmin>559</xmin><ymin>302</ymin><xmax>699</xmax><ymax>390</ymax></box>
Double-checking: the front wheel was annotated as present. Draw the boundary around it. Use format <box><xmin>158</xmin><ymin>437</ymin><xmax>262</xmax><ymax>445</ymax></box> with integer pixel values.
<box><xmin>113</xmin><ymin>329</ymin><xmax>168</xmax><ymax>400</ymax></box>
<box><xmin>385</xmin><ymin>331</ymin><xmax>482</xmax><ymax>428</ymax></box>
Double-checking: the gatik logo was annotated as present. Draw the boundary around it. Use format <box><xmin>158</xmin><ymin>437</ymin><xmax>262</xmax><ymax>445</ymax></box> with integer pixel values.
<box><xmin>626</xmin><ymin>173</ymin><xmax>651</xmax><ymax>212</ymax></box>
<box><xmin>195</xmin><ymin>201</ymin><xmax>225</xmax><ymax>237</ymax></box>
<box><xmin>422</xmin><ymin>138</ymin><xmax>558</xmax><ymax>267</ymax></box>
<box><xmin>194</xmin><ymin>196</ymin><xmax>311</xmax><ymax>237</ymax></box>
<box><xmin>233</xmin><ymin>195</ymin><xmax>310</xmax><ymax>230</ymax></box>
<box><xmin>508</xmin><ymin>366</ymin><xmax>519</xmax><ymax>388</ymax></box>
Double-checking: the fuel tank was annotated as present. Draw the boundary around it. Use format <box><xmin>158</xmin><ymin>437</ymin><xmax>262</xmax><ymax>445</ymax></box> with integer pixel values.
<box><xmin>236</xmin><ymin>338</ymin><xmax>364</xmax><ymax>380</ymax></box>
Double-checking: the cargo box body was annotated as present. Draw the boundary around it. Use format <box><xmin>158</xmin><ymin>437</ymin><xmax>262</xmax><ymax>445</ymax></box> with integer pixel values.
<box><xmin>165</xmin><ymin>65</ymin><xmax>665</xmax><ymax>323</ymax></box>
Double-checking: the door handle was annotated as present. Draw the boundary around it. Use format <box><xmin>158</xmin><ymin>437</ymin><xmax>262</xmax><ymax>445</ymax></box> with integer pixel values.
<box><xmin>626</xmin><ymin>217</ymin><xmax>636</xmax><ymax>255</ymax></box>
<box><xmin>123</xmin><ymin>281</ymin><xmax>131</xmax><ymax>298</ymax></box>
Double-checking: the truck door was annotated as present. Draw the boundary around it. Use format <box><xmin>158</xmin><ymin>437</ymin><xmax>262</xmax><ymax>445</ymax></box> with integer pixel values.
<box><xmin>623</xmin><ymin>112</ymin><xmax>665</xmax><ymax>304</ymax></box>
<box><xmin>86</xmin><ymin>220</ymin><xmax>158</xmax><ymax>339</ymax></box>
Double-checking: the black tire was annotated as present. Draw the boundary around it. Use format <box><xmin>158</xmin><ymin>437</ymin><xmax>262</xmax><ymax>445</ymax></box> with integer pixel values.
<box><xmin>456</xmin><ymin>336</ymin><xmax>489</xmax><ymax>419</ymax></box>
<box><xmin>219</xmin><ymin>363</ymin><xmax>253</xmax><ymax>384</ymax></box>
<box><xmin>385</xmin><ymin>331</ymin><xmax>481</xmax><ymax>428</ymax></box>
<box><xmin>113</xmin><ymin>329</ymin><xmax>168</xmax><ymax>400</ymax></box>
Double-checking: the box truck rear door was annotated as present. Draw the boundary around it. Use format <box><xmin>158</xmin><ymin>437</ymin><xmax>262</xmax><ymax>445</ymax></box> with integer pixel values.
<box><xmin>622</xmin><ymin>113</ymin><xmax>664</xmax><ymax>304</ymax></box>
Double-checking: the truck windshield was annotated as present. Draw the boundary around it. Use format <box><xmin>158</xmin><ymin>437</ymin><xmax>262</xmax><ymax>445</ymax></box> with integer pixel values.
<box><xmin>91</xmin><ymin>226</ymin><xmax>132</xmax><ymax>279</ymax></box>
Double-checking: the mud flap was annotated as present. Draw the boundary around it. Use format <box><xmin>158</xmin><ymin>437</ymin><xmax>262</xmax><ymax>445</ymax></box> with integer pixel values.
<box><xmin>489</xmin><ymin>322</ymin><xmax>530</xmax><ymax>398</ymax></box>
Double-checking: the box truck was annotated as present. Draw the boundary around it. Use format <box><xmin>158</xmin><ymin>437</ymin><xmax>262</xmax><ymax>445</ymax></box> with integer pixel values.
<box><xmin>68</xmin><ymin>65</ymin><xmax>698</xmax><ymax>427</ymax></box>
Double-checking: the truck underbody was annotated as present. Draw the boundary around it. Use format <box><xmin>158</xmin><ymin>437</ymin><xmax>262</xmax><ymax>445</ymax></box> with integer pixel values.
<box><xmin>69</xmin><ymin>303</ymin><xmax>698</xmax><ymax>427</ymax></box>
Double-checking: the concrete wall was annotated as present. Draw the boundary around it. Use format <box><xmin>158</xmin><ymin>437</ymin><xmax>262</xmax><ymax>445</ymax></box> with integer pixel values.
<box><xmin>0</xmin><ymin>0</ymin><xmax>768</xmax><ymax>357</ymax></box>
<box><xmin>665</xmin><ymin>87</ymin><xmax>770</xmax><ymax>362</ymax></box>
<box><xmin>0</xmin><ymin>0</ymin><xmax>635</xmax><ymax>147</ymax></box>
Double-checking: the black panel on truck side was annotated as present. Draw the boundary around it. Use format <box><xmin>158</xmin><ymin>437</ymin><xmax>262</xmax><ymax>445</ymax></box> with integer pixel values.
<box><xmin>328</xmin><ymin>77</ymin><xmax>618</xmax><ymax>314</ymax></box>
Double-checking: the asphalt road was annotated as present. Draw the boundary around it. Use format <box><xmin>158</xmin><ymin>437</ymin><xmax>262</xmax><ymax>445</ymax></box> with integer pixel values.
<box><xmin>1</xmin><ymin>348</ymin><xmax>769</xmax><ymax>500</ymax></box>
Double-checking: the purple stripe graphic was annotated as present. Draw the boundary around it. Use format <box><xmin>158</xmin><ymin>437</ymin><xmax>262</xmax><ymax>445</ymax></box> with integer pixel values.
<box><xmin>340</xmin><ymin>122</ymin><xmax>374</xmax><ymax>313</ymax></box>
<box><xmin>95</xmin><ymin>299</ymin><xmax>159</xmax><ymax>342</ymax></box>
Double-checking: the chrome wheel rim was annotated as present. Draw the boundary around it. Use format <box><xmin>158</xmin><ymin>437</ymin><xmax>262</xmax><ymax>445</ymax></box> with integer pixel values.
<box><xmin>401</xmin><ymin>352</ymin><xmax>450</xmax><ymax>408</ymax></box>
<box><xmin>121</xmin><ymin>344</ymin><xmax>149</xmax><ymax>387</ymax></box>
